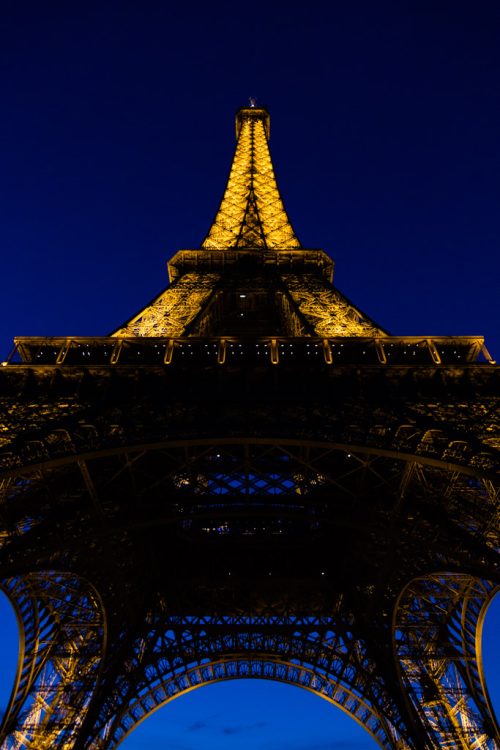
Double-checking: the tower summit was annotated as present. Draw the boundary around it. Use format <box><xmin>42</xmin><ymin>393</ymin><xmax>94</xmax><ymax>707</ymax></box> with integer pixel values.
<box><xmin>110</xmin><ymin>105</ymin><xmax>386</xmax><ymax>339</ymax></box>
<box><xmin>202</xmin><ymin>105</ymin><xmax>301</xmax><ymax>250</ymax></box>
<box><xmin>0</xmin><ymin>105</ymin><xmax>498</xmax><ymax>750</ymax></box>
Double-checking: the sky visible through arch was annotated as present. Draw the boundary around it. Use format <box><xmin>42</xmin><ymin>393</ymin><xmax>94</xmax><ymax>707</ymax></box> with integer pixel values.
<box><xmin>0</xmin><ymin>592</ymin><xmax>498</xmax><ymax>749</ymax></box>
<box><xmin>0</xmin><ymin>1</ymin><xmax>499</xmax><ymax>748</ymax></box>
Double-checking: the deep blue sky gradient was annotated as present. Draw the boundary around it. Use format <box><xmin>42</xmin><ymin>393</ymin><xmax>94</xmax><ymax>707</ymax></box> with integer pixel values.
<box><xmin>0</xmin><ymin>1</ymin><xmax>499</xmax><ymax>352</ymax></box>
<box><xmin>0</xmin><ymin>1</ymin><xmax>499</xmax><ymax>747</ymax></box>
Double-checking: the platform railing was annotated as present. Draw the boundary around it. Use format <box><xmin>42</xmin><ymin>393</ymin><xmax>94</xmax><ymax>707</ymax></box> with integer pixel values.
<box><xmin>3</xmin><ymin>335</ymin><xmax>495</xmax><ymax>367</ymax></box>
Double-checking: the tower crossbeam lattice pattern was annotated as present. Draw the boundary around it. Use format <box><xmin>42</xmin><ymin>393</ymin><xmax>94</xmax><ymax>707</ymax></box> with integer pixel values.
<box><xmin>0</xmin><ymin>103</ymin><xmax>498</xmax><ymax>750</ymax></box>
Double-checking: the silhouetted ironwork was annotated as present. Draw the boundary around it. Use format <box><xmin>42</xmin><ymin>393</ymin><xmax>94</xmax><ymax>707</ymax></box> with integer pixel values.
<box><xmin>0</xmin><ymin>105</ymin><xmax>498</xmax><ymax>749</ymax></box>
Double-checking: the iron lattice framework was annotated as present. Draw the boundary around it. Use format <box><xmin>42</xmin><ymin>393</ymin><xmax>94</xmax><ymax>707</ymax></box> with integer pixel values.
<box><xmin>0</xmin><ymin>104</ymin><xmax>499</xmax><ymax>750</ymax></box>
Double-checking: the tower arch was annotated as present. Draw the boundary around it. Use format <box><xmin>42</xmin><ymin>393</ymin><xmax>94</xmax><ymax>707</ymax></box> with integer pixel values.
<box><xmin>87</xmin><ymin>626</ymin><xmax>410</xmax><ymax>750</ymax></box>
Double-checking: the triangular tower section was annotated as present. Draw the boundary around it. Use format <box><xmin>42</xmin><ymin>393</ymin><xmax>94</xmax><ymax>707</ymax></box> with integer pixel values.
<box><xmin>202</xmin><ymin>105</ymin><xmax>301</xmax><ymax>250</ymax></box>
<box><xmin>110</xmin><ymin>104</ymin><xmax>387</xmax><ymax>339</ymax></box>
<box><xmin>13</xmin><ymin>102</ymin><xmax>493</xmax><ymax>369</ymax></box>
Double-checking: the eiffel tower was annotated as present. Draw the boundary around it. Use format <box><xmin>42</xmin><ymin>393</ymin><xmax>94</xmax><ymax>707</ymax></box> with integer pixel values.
<box><xmin>0</xmin><ymin>103</ymin><xmax>499</xmax><ymax>750</ymax></box>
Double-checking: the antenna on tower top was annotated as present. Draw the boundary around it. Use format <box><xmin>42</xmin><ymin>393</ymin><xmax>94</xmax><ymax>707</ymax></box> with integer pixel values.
<box><xmin>249</xmin><ymin>97</ymin><xmax>257</xmax><ymax>108</ymax></box>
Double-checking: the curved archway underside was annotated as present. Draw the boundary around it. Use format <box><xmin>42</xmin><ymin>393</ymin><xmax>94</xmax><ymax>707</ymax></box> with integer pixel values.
<box><xmin>0</xmin><ymin>434</ymin><xmax>498</xmax><ymax>749</ymax></box>
<box><xmin>87</xmin><ymin>620</ymin><xmax>409</xmax><ymax>750</ymax></box>
<box><xmin>1</xmin><ymin>580</ymin><xmax>499</xmax><ymax>749</ymax></box>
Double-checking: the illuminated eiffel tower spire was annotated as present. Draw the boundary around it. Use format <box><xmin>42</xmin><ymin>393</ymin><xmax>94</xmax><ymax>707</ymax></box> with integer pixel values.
<box><xmin>111</xmin><ymin>104</ymin><xmax>386</xmax><ymax>339</ymax></box>
<box><xmin>202</xmin><ymin>105</ymin><xmax>301</xmax><ymax>250</ymax></box>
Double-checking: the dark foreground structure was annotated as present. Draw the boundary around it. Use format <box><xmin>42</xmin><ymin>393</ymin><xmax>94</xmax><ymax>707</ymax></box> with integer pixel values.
<box><xmin>0</xmin><ymin>105</ymin><xmax>499</xmax><ymax>749</ymax></box>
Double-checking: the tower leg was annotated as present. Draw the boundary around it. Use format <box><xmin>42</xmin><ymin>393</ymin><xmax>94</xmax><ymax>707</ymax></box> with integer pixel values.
<box><xmin>394</xmin><ymin>573</ymin><xmax>500</xmax><ymax>749</ymax></box>
<box><xmin>0</xmin><ymin>572</ymin><xmax>105</xmax><ymax>750</ymax></box>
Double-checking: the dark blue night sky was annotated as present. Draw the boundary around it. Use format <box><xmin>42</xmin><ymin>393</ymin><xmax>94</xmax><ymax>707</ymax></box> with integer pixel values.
<box><xmin>0</xmin><ymin>2</ymin><xmax>499</xmax><ymax>747</ymax></box>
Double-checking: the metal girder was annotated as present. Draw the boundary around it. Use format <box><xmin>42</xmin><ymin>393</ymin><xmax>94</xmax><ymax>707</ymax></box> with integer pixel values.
<box><xmin>394</xmin><ymin>574</ymin><xmax>500</xmax><ymax>749</ymax></box>
<box><xmin>0</xmin><ymin>434</ymin><xmax>497</xmax><ymax>748</ymax></box>
<box><xmin>84</xmin><ymin>617</ymin><xmax>411</xmax><ymax>750</ymax></box>
<box><xmin>111</xmin><ymin>273</ymin><xmax>220</xmax><ymax>337</ymax></box>
<box><xmin>282</xmin><ymin>274</ymin><xmax>386</xmax><ymax>336</ymax></box>
<box><xmin>0</xmin><ymin>573</ymin><xmax>105</xmax><ymax>750</ymax></box>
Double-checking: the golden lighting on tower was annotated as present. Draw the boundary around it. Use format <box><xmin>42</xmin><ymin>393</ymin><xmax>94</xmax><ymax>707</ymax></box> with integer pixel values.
<box><xmin>202</xmin><ymin>107</ymin><xmax>301</xmax><ymax>250</ymax></box>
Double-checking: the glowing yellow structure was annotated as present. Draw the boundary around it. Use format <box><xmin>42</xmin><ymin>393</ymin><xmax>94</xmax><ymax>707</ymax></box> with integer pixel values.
<box><xmin>202</xmin><ymin>106</ymin><xmax>300</xmax><ymax>249</ymax></box>
<box><xmin>112</xmin><ymin>104</ymin><xmax>385</xmax><ymax>340</ymax></box>
<box><xmin>112</xmin><ymin>274</ymin><xmax>220</xmax><ymax>338</ymax></box>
